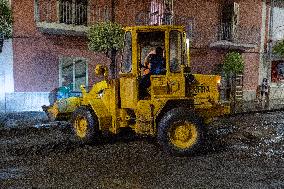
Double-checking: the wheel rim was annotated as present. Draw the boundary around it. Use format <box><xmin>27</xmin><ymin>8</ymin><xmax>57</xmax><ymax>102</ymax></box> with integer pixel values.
<box><xmin>74</xmin><ymin>116</ymin><xmax>88</xmax><ymax>138</ymax></box>
<box><xmin>168</xmin><ymin>121</ymin><xmax>198</xmax><ymax>149</ymax></box>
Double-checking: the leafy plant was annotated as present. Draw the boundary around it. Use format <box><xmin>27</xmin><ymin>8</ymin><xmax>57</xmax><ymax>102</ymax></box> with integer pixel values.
<box><xmin>222</xmin><ymin>51</ymin><xmax>244</xmax><ymax>76</ymax></box>
<box><xmin>0</xmin><ymin>0</ymin><xmax>12</xmax><ymax>38</ymax></box>
<box><xmin>87</xmin><ymin>21</ymin><xmax>124</xmax><ymax>78</ymax></box>
<box><xmin>87</xmin><ymin>21</ymin><xmax>124</xmax><ymax>55</ymax></box>
<box><xmin>273</xmin><ymin>38</ymin><xmax>284</xmax><ymax>57</ymax></box>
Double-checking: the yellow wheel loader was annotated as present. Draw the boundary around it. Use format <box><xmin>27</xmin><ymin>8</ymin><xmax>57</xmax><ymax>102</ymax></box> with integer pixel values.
<box><xmin>44</xmin><ymin>25</ymin><xmax>230</xmax><ymax>156</ymax></box>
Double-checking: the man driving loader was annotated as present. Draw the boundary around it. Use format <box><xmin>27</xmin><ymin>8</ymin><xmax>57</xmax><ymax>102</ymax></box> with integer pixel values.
<box><xmin>139</xmin><ymin>46</ymin><xmax>166</xmax><ymax>98</ymax></box>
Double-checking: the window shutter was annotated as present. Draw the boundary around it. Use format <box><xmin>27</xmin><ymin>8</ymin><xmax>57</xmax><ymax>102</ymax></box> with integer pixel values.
<box><xmin>232</xmin><ymin>2</ymin><xmax>240</xmax><ymax>39</ymax></box>
<box><xmin>233</xmin><ymin>2</ymin><xmax>240</xmax><ymax>26</ymax></box>
<box><xmin>163</xmin><ymin>0</ymin><xmax>173</xmax><ymax>24</ymax></box>
<box><xmin>149</xmin><ymin>0</ymin><xmax>175</xmax><ymax>25</ymax></box>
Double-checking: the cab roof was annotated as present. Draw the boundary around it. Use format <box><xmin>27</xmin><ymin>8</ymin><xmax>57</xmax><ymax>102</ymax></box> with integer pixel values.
<box><xmin>123</xmin><ymin>25</ymin><xmax>185</xmax><ymax>32</ymax></box>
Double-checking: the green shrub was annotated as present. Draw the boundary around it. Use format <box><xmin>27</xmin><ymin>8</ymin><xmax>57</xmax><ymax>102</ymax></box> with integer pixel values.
<box><xmin>87</xmin><ymin>21</ymin><xmax>124</xmax><ymax>54</ymax></box>
<box><xmin>0</xmin><ymin>0</ymin><xmax>12</xmax><ymax>38</ymax></box>
<box><xmin>273</xmin><ymin>39</ymin><xmax>284</xmax><ymax>58</ymax></box>
<box><xmin>223</xmin><ymin>51</ymin><xmax>244</xmax><ymax>76</ymax></box>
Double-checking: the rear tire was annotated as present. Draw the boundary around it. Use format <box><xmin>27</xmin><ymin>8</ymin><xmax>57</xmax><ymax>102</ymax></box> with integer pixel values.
<box><xmin>157</xmin><ymin>107</ymin><xmax>204</xmax><ymax>156</ymax></box>
<box><xmin>71</xmin><ymin>106</ymin><xmax>99</xmax><ymax>144</ymax></box>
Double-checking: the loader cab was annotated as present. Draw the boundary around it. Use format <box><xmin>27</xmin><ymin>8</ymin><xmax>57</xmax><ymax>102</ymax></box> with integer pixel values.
<box><xmin>119</xmin><ymin>26</ymin><xmax>188</xmax><ymax>108</ymax></box>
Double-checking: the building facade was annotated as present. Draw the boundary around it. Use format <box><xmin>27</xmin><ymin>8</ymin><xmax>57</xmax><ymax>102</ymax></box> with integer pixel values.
<box><xmin>3</xmin><ymin>0</ymin><xmax>277</xmax><ymax>111</ymax></box>
<box><xmin>267</xmin><ymin>0</ymin><xmax>284</xmax><ymax>100</ymax></box>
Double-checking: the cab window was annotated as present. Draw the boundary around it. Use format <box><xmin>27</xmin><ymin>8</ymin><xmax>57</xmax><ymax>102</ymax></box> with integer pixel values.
<box><xmin>169</xmin><ymin>30</ymin><xmax>183</xmax><ymax>73</ymax></box>
<box><xmin>121</xmin><ymin>32</ymin><xmax>132</xmax><ymax>73</ymax></box>
<box><xmin>138</xmin><ymin>31</ymin><xmax>165</xmax><ymax>74</ymax></box>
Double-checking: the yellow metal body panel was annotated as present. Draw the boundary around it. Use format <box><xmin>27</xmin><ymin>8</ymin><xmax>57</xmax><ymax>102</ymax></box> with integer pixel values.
<box><xmin>151</xmin><ymin>74</ymin><xmax>185</xmax><ymax>98</ymax></box>
<box><xmin>90</xmin><ymin>80</ymin><xmax>108</xmax><ymax>94</ymax></box>
<box><xmin>81</xmin><ymin>80</ymin><xmax>108</xmax><ymax>98</ymax></box>
<box><xmin>195</xmin><ymin>103</ymin><xmax>231</xmax><ymax>124</ymax></box>
<box><xmin>82</xmin><ymin>97</ymin><xmax>112</xmax><ymax>132</ymax></box>
<box><xmin>57</xmin><ymin>97</ymin><xmax>81</xmax><ymax>113</ymax></box>
<box><xmin>135</xmin><ymin>99</ymin><xmax>167</xmax><ymax>135</ymax></box>
<box><xmin>47</xmin><ymin>102</ymin><xmax>59</xmax><ymax>119</ymax></box>
<box><xmin>190</xmin><ymin>74</ymin><xmax>221</xmax><ymax>108</ymax></box>
<box><xmin>120</xmin><ymin>76</ymin><xmax>138</xmax><ymax>109</ymax></box>
<box><xmin>46</xmin><ymin>97</ymin><xmax>81</xmax><ymax>120</ymax></box>
<box><xmin>105</xmin><ymin>80</ymin><xmax>121</xmax><ymax>134</ymax></box>
<box><xmin>81</xmin><ymin>80</ymin><xmax>121</xmax><ymax>134</ymax></box>
<box><xmin>135</xmin><ymin>100</ymin><xmax>154</xmax><ymax>135</ymax></box>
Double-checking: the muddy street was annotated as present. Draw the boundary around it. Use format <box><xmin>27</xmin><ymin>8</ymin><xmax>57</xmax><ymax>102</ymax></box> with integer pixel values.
<box><xmin>1</xmin><ymin>111</ymin><xmax>284</xmax><ymax>188</ymax></box>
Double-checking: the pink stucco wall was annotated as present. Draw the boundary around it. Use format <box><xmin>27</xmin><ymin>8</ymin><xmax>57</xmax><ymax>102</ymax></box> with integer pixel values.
<box><xmin>12</xmin><ymin>0</ymin><xmax>110</xmax><ymax>92</ymax></box>
<box><xmin>12</xmin><ymin>0</ymin><xmax>265</xmax><ymax>93</ymax></box>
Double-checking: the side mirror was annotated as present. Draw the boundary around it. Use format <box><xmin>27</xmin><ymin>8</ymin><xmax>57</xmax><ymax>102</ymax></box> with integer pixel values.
<box><xmin>95</xmin><ymin>64</ymin><xmax>109</xmax><ymax>77</ymax></box>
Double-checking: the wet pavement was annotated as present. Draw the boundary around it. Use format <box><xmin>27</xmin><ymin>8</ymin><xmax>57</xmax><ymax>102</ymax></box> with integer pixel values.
<box><xmin>234</xmin><ymin>99</ymin><xmax>284</xmax><ymax>113</ymax></box>
<box><xmin>0</xmin><ymin>109</ymin><xmax>284</xmax><ymax>188</ymax></box>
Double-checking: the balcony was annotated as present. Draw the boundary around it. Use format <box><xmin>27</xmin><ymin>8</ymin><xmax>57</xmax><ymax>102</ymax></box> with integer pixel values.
<box><xmin>34</xmin><ymin>0</ymin><xmax>111</xmax><ymax>36</ymax></box>
<box><xmin>210</xmin><ymin>22</ymin><xmax>258</xmax><ymax>51</ymax></box>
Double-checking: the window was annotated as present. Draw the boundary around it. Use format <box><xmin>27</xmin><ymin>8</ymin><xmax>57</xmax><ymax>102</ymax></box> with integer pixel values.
<box><xmin>138</xmin><ymin>31</ymin><xmax>165</xmax><ymax>73</ymax></box>
<box><xmin>121</xmin><ymin>32</ymin><xmax>132</xmax><ymax>73</ymax></box>
<box><xmin>272</xmin><ymin>7</ymin><xmax>284</xmax><ymax>41</ymax></box>
<box><xmin>220</xmin><ymin>1</ymin><xmax>239</xmax><ymax>41</ymax></box>
<box><xmin>271</xmin><ymin>60</ymin><xmax>284</xmax><ymax>83</ymax></box>
<box><xmin>60</xmin><ymin>57</ymin><xmax>88</xmax><ymax>92</ymax></box>
<box><xmin>58</xmin><ymin>0</ymin><xmax>88</xmax><ymax>25</ymax></box>
<box><xmin>150</xmin><ymin>0</ymin><xmax>173</xmax><ymax>25</ymax></box>
<box><xmin>170</xmin><ymin>30</ymin><xmax>183</xmax><ymax>72</ymax></box>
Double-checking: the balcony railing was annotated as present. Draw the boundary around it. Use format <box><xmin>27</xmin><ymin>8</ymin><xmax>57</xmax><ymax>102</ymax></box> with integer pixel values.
<box><xmin>209</xmin><ymin>22</ymin><xmax>259</xmax><ymax>51</ymax></box>
<box><xmin>58</xmin><ymin>1</ymin><xmax>88</xmax><ymax>25</ymax></box>
<box><xmin>34</xmin><ymin>0</ymin><xmax>111</xmax><ymax>35</ymax></box>
<box><xmin>216</xmin><ymin>22</ymin><xmax>260</xmax><ymax>44</ymax></box>
<box><xmin>218</xmin><ymin>22</ymin><xmax>234</xmax><ymax>41</ymax></box>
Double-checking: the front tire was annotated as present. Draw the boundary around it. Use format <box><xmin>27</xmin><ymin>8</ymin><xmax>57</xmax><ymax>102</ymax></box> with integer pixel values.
<box><xmin>157</xmin><ymin>107</ymin><xmax>204</xmax><ymax>156</ymax></box>
<box><xmin>71</xmin><ymin>106</ymin><xmax>98</xmax><ymax>144</ymax></box>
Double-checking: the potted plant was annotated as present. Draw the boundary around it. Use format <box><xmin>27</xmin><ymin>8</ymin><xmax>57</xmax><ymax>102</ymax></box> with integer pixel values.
<box><xmin>222</xmin><ymin>51</ymin><xmax>244</xmax><ymax>112</ymax></box>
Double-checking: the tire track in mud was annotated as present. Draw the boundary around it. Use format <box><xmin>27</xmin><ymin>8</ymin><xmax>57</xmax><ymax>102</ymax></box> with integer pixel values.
<box><xmin>0</xmin><ymin>126</ymin><xmax>80</xmax><ymax>157</ymax></box>
<box><xmin>2</xmin><ymin>111</ymin><xmax>284</xmax><ymax>160</ymax></box>
<box><xmin>7</xmin><ymin>140</ymin><xmax>83</xmax><ymax>157</ymax></box>
<box><xmin>1</xmin><ymin>126</ymin><xmax>155</xmax><ymax>158</ymax></box>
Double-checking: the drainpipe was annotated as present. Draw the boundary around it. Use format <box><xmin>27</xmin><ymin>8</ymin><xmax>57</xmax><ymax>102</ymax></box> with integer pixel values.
<box><xmin>110</xmin><ymin>0</ymin><xmax>116</xmax><ymax>79</ymax></box>
<box><xmin>268</xmin><ymin>0</ymin><xmax>274</xmax><ymax>82</ymax></box>
<box><xmin>111</xmin><ymin>0</ymin><xmax>115</xmax><ymax>22</ymax></box>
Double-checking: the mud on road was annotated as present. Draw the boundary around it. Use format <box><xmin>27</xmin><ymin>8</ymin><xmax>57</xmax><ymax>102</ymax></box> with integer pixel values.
<box><xmin>1</xmin><ymin>111</ymin><xmax>284</xmax><ymax>188</ymax></box>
